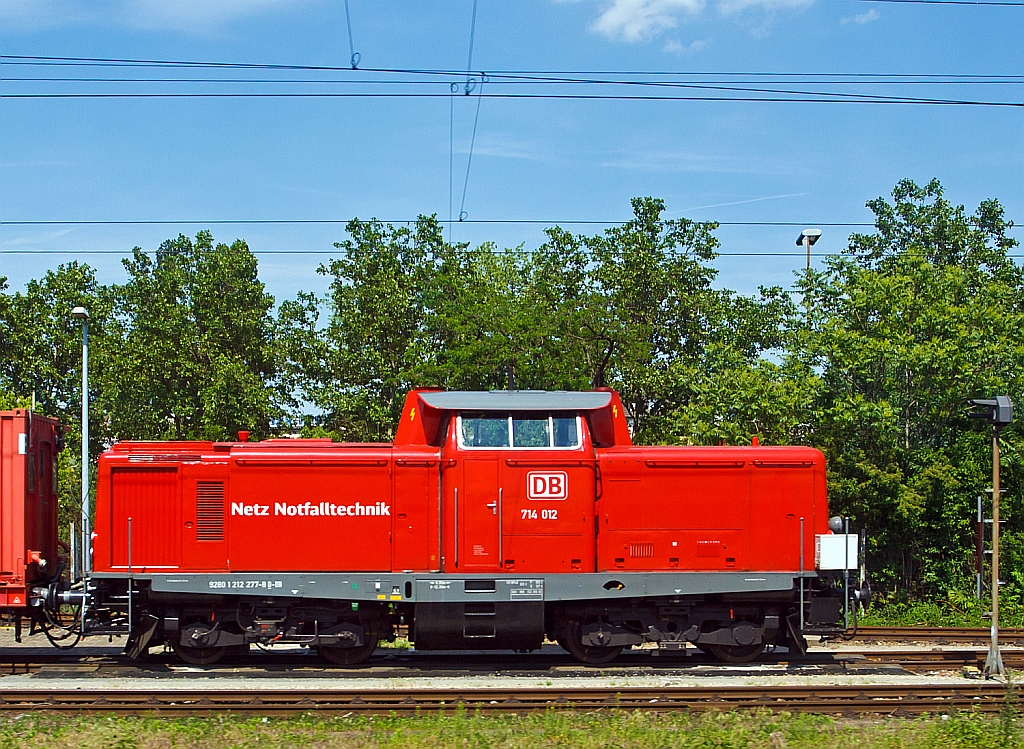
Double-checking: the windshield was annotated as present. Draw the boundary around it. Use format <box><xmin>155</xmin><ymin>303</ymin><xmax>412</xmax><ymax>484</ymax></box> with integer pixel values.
<box><xmin>458</xmin><ymin>412</ymin><xmax>581</xmax><ymax>449</ymax></box>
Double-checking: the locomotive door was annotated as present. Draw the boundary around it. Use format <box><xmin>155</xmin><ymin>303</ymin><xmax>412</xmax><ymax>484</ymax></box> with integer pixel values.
<box><xmin>499</xmin><ymin>413</ymin><xmax>596</xmax><ymax>572</ymax></box>
<box><xmin>452</xmin><ymin>458</ymin><xmax>501</xmax><ymax>571</ymax></box>
<box><xmin>443</xmin><ymin>413</ymin><xmax>506</xmax><ymax>572</ymax></box>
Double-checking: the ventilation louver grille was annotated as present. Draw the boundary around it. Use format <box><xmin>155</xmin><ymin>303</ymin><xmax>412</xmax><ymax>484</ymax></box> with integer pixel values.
<box><xmin>196</xmin><ymin>481</ymin><xmax>225</xmax><ymax>541</ymax></box>
<box><xmin>697</xmin><ymin>540</ymin><xmax>722</xmax><ymax>558</ymax></box>
<box><xmin>629</xmin><ymin>543</ymin><xmax>654</xmax><ymax>558</ymax></box>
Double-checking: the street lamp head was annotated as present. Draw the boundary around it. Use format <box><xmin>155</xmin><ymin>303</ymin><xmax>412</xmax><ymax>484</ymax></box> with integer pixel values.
<box><xmin>795</xmin><ymin>228</ymin><xmax>823</xmax><ymax>247</ymax></box>
<box><xmin>71</xmin><ymin>306</ymin><xmax>89</xmax><ymax>320</ymax></box>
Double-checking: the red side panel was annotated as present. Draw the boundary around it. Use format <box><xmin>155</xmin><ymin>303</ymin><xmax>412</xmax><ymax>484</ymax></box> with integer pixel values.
<box><xmin>226</xmin><ymin>448</ymin><xmax>392</xmax><ymax>572</ymax></box>
<box><xmin>497</xmin><ymin>453</ymin><xmax>596</xmax><ymax>574</ymax></box>
<box><xmin>108</xmin><ymin>466</ymin><xmax>182</xmax><ymax>571</ymax></box>
<box><xmin>392</xmin><ymin>447</ymin><xmax>440</xmax><ymax>572</ymax></box>
<box><xmin>456</xmin><ymin>457</ymin><xmax>501</xmax><ymax>571</ymax></box>
<box><xmin>597</xmin><ymin>445</ymin><xmax>826</xmax><ymax>573</ymax></box>
<box><xmin>0</xmin><ymin>411</ymin><xmax>61</xmax><ymax>607</ymax></box>
<box><xmin>180</xmin><ymin>462</ymin><xmax>229</xmax><ymax>571</ymax></box>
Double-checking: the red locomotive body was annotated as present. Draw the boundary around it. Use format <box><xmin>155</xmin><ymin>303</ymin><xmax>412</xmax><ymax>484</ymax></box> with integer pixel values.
<box><xmin>32</xmin><ymin>390</ymin><xmax>857</xmax><ymax>665</ymax></box>
<box><xmin>93</xmin><ymin>390</ymin><xmax>826</xmax><ymax>579</ymax></box>
<box><xmin>0</xmin><ymin>410</ymin><xmax>62</xmax><ymax>611</ymax></box>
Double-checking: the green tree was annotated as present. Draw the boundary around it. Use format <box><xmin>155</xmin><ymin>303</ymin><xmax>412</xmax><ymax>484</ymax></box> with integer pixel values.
<box><xmin>279</xmin><ymin>217</ymin><xmax>458</xmax><ymax>440</ymax></box>
<box><xmin>0</xmin><ymin>263</ymin><xmax>111</xmax><ymax>427</ymax></box>
<box><xmin>798</xmin><ymin>178</ymin><xmax>1023</xmax><ymax>595</ymax></box>
<box><xmin>537</xmin><ymin>197</ymin><xmax>793</xmax><ymax>443</ymax></box>
<box><xmin>0</xmin><ymin>264</ymin><xmax>112</xmax><ymax>540</ymax></box>
<box><xmin>284</xmin><ymin>201</ymin><xmax>794</xmax><ymax>445</ymax></box>
<box><xmin>101</xmin><ymin>232</ymin><xmax>282</xmax><ymax>441</ymax></box>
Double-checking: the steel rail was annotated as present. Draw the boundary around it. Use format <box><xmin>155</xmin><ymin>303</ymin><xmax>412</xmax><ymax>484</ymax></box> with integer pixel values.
<box><xmin>3</xmin><ymin>647</ymin><xmax>1023</xmax><ymax>675</ymax></box>
<box><xmin>2</xmin><ymin>643</ymin><xmax>1024</xmax><ymax>672</ymax></box>
<box><xmin>0</xmin><ymin>684</ymin><xmax>1010</xmax><ymax>715</ymax></box>
<box><xmin>851</xmin><ymin>627</ymin><xmax>1024</xmax><ymax>643</ymax></box>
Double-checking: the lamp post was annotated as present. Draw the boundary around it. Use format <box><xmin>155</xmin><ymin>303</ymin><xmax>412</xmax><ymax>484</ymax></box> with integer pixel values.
<box><xmin>796</xmin><ymin>228</ymin><xmax>822</xmax><ymax>272</ymax></box>
<box><xmin>796</xmin><ymin>229</ymin><xmax>822</xmax><ymax>319</ymax></box>
<box><xmin>969</xmin><ymin>395</ymin><xmax>1014</xmax><ymax>677</ymax></box>
<box><xmin>71</xmin><ymin>306</ymin><xmax>90</xmax><ymax>575</ymax></box>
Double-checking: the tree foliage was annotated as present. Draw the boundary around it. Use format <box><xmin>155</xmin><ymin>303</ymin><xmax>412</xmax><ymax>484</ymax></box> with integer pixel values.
<box><xmin>797</xmin><ymin>178</ymin><xmax>1022</xmax><ymax>594</ymax></box>
<box><xmin>1</xmin><ymin>182</ymin><xmax>1021</xmax><ymax>601</ymax></box>
<box><xmin>100</xmin><ymin>232</ymin><xmax>282</xmax><ymax>441</ymax></box>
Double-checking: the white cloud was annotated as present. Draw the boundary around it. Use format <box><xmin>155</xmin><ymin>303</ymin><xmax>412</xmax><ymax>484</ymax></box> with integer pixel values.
<box><xmin>459</xmin><ymin>134</ymin><xmax>549</xmax><ymax>162</ymax></box>
<box><xmin>0</xmin><ymin>0</ymin><xmax>87</xmax><ymax>29</ymax></box>
<box><xmin>840</xmin><ymin>8</ymin><xmax>880</xmax><ymax>23</ymax></box>
<box><xmin>0</xmin><ymin>0</ymin><xmax>317</xmax><ymax>32</ymax></box>
<box><xmin>663</xmin><ymin>37</ymin><xmax>710</xmax><ymax>53</ymax></box>
<box><xmin>585</xmin><ymin>0</ymin><xmax>818</xmax><ymax>40</ymax></box>
<box><xmin>590</xmin><ymin>0</ymin><xmax>705</xmax><ymax>42</ymax></box>
<box><xmin>601</xmin><ymin>148</ymin><xmax>764</xmax><ymax>174</ymax></box>
<box><xmin>717</xmin><ymin>0</ymin><xmax>813</xmax><ymax>15</ymax></box>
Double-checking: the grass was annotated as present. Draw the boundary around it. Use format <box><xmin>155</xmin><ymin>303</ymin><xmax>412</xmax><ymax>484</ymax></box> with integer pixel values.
<box><xmin>0</xmin><ymin>710</ymin><xmax>1020</xmax><ymax>749</ymax></box>
<box><xmin>377</xmin><ymin>636</ymin><xmax>413</xmax><ymax>650</ymax></box>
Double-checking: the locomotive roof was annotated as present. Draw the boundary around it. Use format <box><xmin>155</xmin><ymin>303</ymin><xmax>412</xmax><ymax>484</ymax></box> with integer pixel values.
<box><xmin>418</xmin><ymin>390</ymin><xmax>613</xmax><ymax>411</ymax></box>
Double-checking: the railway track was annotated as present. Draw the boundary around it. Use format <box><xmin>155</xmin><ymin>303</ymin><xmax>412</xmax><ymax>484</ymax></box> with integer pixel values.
<box><xmin>0</xmin><ymin>683</ymin><xmax>1011</xmax><ymax>715</ymax></box>
<box><xmin>2</xmin><ymin>646</ymin><xmax>1021</xmax><ymax>675</ymax></box>
<box><xmin>851</xmin><ymin>626</ymin><xmax>1024</xmax><ymax>644</ymax></box>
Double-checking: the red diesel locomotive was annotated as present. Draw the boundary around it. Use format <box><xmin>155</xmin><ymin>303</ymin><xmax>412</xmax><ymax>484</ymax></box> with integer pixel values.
<box><xmin>3</xmin><ymin>389</ymin><xmax>861</xmax><ymax>664</ymax></box>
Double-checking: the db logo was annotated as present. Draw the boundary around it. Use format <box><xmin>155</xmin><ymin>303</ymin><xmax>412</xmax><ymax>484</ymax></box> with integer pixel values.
<box><xmin>527</xmin><ymin>471</ymin><xmax>567</xmax><ymax>500</ymax></box>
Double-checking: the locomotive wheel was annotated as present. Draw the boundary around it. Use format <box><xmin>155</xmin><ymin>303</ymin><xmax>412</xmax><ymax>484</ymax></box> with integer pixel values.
<box><xmin>320</xmin><ymin>622</ymin><xmax>380</xmax><ymax>666</ymax></box>
<box><xmin>171</xmin><ymin>641</ymin><xmax>227</xmax><ymax>665</ymax></box>
<box><xmin>707</xmin><ymin>643</ymin><xmax>764</xmax><ymax>664</ymax></box>
<box><xmin>561</xmin><ymin>620</ymin><xmax>623</xmax><ymax>665</ymax></box>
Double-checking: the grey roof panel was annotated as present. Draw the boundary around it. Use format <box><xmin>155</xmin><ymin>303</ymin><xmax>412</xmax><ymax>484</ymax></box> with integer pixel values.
<box><xmin>418</xmin><ymin>390</ymin><xmax>612</xmax><ymax>411</ymax></box>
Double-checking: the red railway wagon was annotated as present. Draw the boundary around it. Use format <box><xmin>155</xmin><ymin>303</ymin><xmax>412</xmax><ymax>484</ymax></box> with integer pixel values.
<box><xmin>39</xmin><ymin>389</ymin><xmax>860</xmax><ymax>665</ymax></box>
<box><xmin>0</xmin><ymin>410</ymin><xmax>63</xmax><ymax>618</ymax></box>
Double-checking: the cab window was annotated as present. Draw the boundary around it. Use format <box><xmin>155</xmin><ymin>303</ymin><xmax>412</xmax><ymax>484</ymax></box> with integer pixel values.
<box><xmin>552</xmin><ymin>415</ymin><xmax>579</xmax><ymax>447</ymax></box>
<box><xmin>460</xmin><ymin>414</ymin><xmax>510</xmax><ymax>447</ymax></box>
<box><xmin>512</xmin><ymin>417</ymin><xmax>550</xmax><ymax>447</ymax></box>
<box><xmin>457</xmin><ymin>412</ymin><xmax>581</xmax><ymax>450</ymax></box>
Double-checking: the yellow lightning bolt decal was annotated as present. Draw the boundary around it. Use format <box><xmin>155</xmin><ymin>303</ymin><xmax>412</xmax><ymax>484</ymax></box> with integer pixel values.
<box><xmin>612</xmin><ymin>404</ymin><xmax>618</xmax><ymax>418</ymax></box>
<box><xmin>410</xmin><ymin>407</ymin><xmax>416</xmax><ymax>421</ymax></box>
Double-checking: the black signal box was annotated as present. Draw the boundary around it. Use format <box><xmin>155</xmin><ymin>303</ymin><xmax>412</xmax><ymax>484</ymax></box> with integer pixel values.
<box><xmin>968</xmin><ymin>396</ymin><xmax>1014</xmax><ymax>427</ymax></box>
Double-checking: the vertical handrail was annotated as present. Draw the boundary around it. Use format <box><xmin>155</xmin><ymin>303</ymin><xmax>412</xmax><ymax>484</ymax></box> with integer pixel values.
<box><xmin>438</xmin><ymin>467</ymin><xmax>444</xmax><ymax>572</ymax></box>
<box><xmin>127</xmin><ymin>517</ymin><xmax>133</xmax><ymax>636</ymax></box>
<box><xmin>454</xmin><ymin>487</ymin><xmax>459</xmax><ymax>569</ymax></box>
<box><xmin>498</xmin><ymin>487</ymin><xmax>503</xmax><ymax>567</ymax></box>
<box><xmin>977</xmin><ymin>495</ymin><xmax>984</xmax><ymax>600</ymax></box>
<box><xmin>799</xmin><ymin>516</ymin><xmax>805</xmax><ymax>631</ymax></box>
<box><xmin>70</xmin><ymin>522</ymin><xmax>77</xmax><ymax>583</ymax></box>
<box><xmin>844</xmin><ymin>516</ymin><xmax>850</xmax><ymax>631</ymax></box>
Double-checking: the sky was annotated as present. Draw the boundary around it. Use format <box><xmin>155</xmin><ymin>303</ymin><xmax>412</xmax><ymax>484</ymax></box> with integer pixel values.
<box><xmin>1</xmin><ymin>0</ymin><xmax>1020</xmax><ymax>304</ymax></box>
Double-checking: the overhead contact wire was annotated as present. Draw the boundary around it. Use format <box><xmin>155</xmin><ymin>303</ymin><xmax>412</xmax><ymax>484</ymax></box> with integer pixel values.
<box><xmin>343</xmin><ymin>0</ymin><xmax>361</xmax><ymax>69</ymax></box>
<box><xmin>458</xmin><ymin>0</ymin><xmax>483</xmax><ymax>221</ymax></box>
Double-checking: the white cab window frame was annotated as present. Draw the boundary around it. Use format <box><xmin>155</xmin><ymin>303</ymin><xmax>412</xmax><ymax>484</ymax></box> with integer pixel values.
<box><xmin>456</xmin><ymin>413</ymin><xmax>583</xmax><ymax>451</ymax></box>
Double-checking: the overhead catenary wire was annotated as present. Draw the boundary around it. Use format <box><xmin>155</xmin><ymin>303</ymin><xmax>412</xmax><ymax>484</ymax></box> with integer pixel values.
<box><xmin>2</xmin><ymin>91</ymin><xmax>1016</xmax><ymax>105</ymax></box>
<box><xmin>2</xmin><ymin>249</ymin><xmax>1022</xmax><ymax>258</ymax></box>
<box><xmin>3</xmin><ymin>57</ymin><xmax>1018</xmax><ymax>104</ymax></box>
<box><xmin>458</xmin><ymin>80</ymin><xmax>485</xmax><ymax>221</ymax></box>
<box><xmin>464</xmin><ymin>0</ymin><xmax>478</xmax><ymax>95</ymax></box>
<box><xmin>457</xmin><ymin>0</ymin><xmax>484</xmax><ymax>221</ymax></box>
<box><xmin>5</xmin><ymin>75</ymin><xmax>1019</xmax><ymax>85</ymax></box>
<box><xmin>343</xmin><ymin>0</ymin><xmax>360</xmax><ymax>69</ymax></box>
<box><xmin>448</xmin><ymin>84</ymin><xmax>456</xmax><ymax>243</ymax></box>
<box><xmin>3</xmin><ymin>56</ymin><xmax>1019</xmax><ymax>77</ymax></box>
<box><xmin>1</xmin><ymin>219</ymin><xmax>885</xmax><ymax>226</ymax></box>
<box><xmin>3</xmin><ymin>77</ymin><xmax>1016</xmax><ymax>105</ymax></box>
